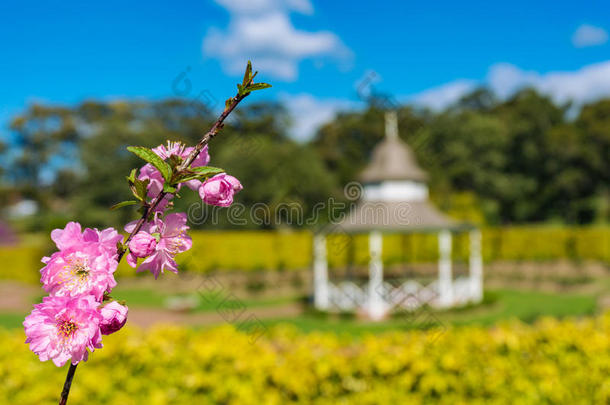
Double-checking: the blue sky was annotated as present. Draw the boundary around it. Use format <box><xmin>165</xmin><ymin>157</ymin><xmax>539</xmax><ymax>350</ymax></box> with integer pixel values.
<box><xmin>2</xmin><ymin>0</ymin><xmax>610</xmax><ymax>140</ymax></box>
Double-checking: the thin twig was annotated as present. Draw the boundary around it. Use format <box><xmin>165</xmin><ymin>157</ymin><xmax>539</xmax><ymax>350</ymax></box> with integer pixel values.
<box><xmin>58</xmin><ymin>84</ymin><xmax>252</xmax><ymax>405</ymax></box>
<box><xmin>58</xmin><ymin>363</ymin><xmax>77</xmax><ymax>405</ymax></box>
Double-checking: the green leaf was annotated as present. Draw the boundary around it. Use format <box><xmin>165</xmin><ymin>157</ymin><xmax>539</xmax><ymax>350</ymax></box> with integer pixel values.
<box><xmin>242</xmin><ymin>60</ymin><xmax>253</xmax><ymax>87</ymax></box>
<box><xmin>175</xmin><ymin>166</ymin><xmax>225</xmax><ymax>184</ymax></box>
<box><xmin>190</xmin><ymin>166</ymin><xmax>224</xmax><ymax>175</ymax></box>
<box><xmin>116</xmin><ymin>241</ymin><xmax>127</xmax><ymax>256</ymax></box>
<box><xmin>127</xmin><ymin>146</ymin><xmax>172</xmax><ymax>182</ymax></box>
<box><xmin>110</xmin><ymin>200</ymin><xmax>138</xmax><ymax>210</ymax></box>
<box><xmin>163</xmin><ymin>183</ymin><xmax>177</xmax><ymax>193</ymax></box>
<box><xmin>236</xmin><ymin>61</ymin><xmax>270</xmax><ymax>96</ymax></box>
<box><xmin>175</xmin><ymin>174</ymin><xmax>203</xmax><ymax>183</ymax></box>
<box><xmin>248</xmin><ymin>83</ymin><xmax>272</xmax><ymax>92</ymax></box>
<box><xmin>126</xmin><ymin>168</ymin><xmax>137</xmax><ymax>183</ymax></box>
<box><xmin>225</xmin><ymin>97</ymin><xmax>233</xmax><ymax>110</ymax></box>
<box><xmin>187</xmin><ymin>167</ymin><xmax>224</xmax><ymax>180</ymax></box>
<box><xmin>176</xmin><ymin>174</ymin><xmax>206</xmax><ymax>183</ymax></box>
<box><xmin>133</xmin><ymin>178</ymin><xmax>149</xmax><ymax>201</ymax></box>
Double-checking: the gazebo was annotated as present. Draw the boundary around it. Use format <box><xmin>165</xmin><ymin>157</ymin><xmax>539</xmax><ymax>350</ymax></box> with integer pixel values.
<box><xmin>313</xmin><ymin>112</ymin><xmax>483</xmax><ymax>320</ymax></box>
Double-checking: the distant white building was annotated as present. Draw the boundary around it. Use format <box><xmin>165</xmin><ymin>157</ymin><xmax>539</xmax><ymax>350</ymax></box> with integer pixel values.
<box><xmin>7</xmin><ymin>199</ymin><xmax>39</xmax><ymax>218</ymax></box>
<box><xmin>313</xmin><ymin>112</ymin><xmax>483</xmax><ymax>320</ymax></box>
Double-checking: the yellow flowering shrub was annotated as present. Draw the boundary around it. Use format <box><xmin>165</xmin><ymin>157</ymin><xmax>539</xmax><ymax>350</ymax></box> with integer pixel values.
<box><xmin>0</xmin><ymin>245</ymin><xmax>45</xmax><ymax>283</ymax></box>
<box><xmin>175</xmin><ymin>226</ymin><xmax>610</xmax><ymax>272</ymax></box>
<box><xmin>1</xmin><ymin>226</ymin><xmax>608</xmax><ymax>281</ymax></box>
<box><xmin>2</xmin><ymin>314</ymin><xmax>610</xmax><ymax>404</ymax></box>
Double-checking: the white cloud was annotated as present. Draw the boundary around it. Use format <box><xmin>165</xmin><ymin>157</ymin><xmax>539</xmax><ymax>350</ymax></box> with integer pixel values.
<box><xmin>407</xmin><ymin>60</ymin><xmax>610</xmax><ymax>110</ymax></box>
<box><xmin>488</xmin><ymin>60</ymin><xmax>610</xmax><ymax>106</ymax></box>
<box><xmin>280</xmin><ymin>93</ymin><xmax>359</xmax><ymax>141</ymax></box>
<box><xmin>409</xmin><ymin>80</ymin><xmax>477</xmax><ymax>110</ymax></box>
<box><xmin>279</xmin><ymin>60</ymin><xmax>610</xmax><ymax>139</ymax></box>
<box><xmin>204</xmin><ymin>0</ymin><xmax>352</xmax><ymax>81</ymax></box>
<box><xmin>572</xmin><ymin>24</ymin><xmax>608</xmax><ymax>48</ymax></box>
<box><xmin>213</xmin><ymin>0</ymin><xmax>313</xmax><ymax>15</ymax></box>
<box><xmin>487</xmin><ymin>63</ymin><xmax>537</xmax><ymax>99</ymax></box>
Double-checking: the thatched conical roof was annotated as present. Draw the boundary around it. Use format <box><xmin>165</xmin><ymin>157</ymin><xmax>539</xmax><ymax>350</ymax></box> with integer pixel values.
<box><xmin>337</xmin><ymin>112</ymin><xmax>459</xmax><ymax>232</ymax></box>
<box><xmin>360</xmin><ymin>112</ymin><xmax>427</xmax><ymax>183</ymax></box>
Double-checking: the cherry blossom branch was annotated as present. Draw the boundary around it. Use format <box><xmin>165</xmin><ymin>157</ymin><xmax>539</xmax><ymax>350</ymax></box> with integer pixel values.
<box><xmin>58</xmin><ymin>364</ymin><xmax>77</xmax><ymax>405</ymax></box>
<box><xmin>117</xmin><ymin>87</ymin><xmax>251</xmax><ymax>258</ymax></box>
<box><xmin>58</xmin><ymin>71</ymin><xmax>259</xmax><ymax>405</ymax></box>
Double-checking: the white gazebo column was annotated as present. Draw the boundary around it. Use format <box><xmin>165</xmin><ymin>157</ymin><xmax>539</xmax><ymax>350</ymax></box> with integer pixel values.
<box><xmin>437</xmin><ymin>229</ymin><xmax>453</xmax><ymax>307</ymax></box>
<box><xmin>469</xmin><ymin>229</ymin><xmax>483</xmax><ymax>303</ymax></box>
<box><xmin>313</xmin><ymin>233</ymin><xmax>329</xmax><ymax>310</ymax></box>
<box><xmin>368</xmin><ymin>231</ymin><xmax>386</xmax><ymax>320</ymax></box>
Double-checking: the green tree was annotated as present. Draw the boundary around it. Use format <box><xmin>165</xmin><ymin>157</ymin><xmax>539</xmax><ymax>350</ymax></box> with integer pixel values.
<box><xmin>491</xmin><ymin>89</ymin><xmax>566</xmax><ymax>222</ymax></box>
<box><xmin>420</xmin><ymin>110</ymin><xmax>509</xmax><ymax>222</ymax></box>
<box><xmin>313</xmin><ymin>105</ymin><xmax>426</xmax><ymax>187</ymax></box>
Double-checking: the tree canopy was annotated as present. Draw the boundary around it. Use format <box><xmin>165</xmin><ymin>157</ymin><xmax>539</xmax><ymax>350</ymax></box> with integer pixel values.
<box><xmin>2</xmin><ymin>88</ymin><xmax>608</xmax><ymax>230</ymax></box>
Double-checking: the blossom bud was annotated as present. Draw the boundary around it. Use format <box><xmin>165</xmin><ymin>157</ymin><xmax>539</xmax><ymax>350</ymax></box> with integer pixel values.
<box><xmin>198</xmin><ymin>174</ymin><xmax>243</xmax><ymax>207</ymax></box>
<box><xmin>129</xmin><ymin>231</ymin><xmax>157</xmax><ymax>258</ymax></box>
<box><xmin>99</xmin><ymin>301</ymin><xmax>128</xmax><ymax>335</ymax></box>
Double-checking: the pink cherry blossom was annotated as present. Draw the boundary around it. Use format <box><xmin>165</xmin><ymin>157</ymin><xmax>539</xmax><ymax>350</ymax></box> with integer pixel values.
<box><xmin>50</xmin><ymin>222</ymin><xmax>122</xmax><ymax>258</ymax></box>
<box><xmin>152</xmin><ymin>141</ymin><xmax>210</xmax><ymax>168</ymax></box>
<box><xmin>198</xmin><ymin>173</ymin><xmax>243</xmax><ymax>207</ymax></box>
<box><xmin>138</xmin><ymin>142</ymin><xmax>211</xmax><ymax>197</ymax></box>
<box><xmin>138</xmin><ymin>163</ymin><xmax>164</xmax><ymax>197</ymax></box>
<box><xmin>136</xmin><ymin>166</ymin><xmax>178</xmax><ymax>213</ymax></box>
<box><xmin>129</xmin><ymin>231</ymin><xmax>157</xmax><ymax>257</ymax></box>
<box><xmin>24</xmin><ymin>295</ymin><xmax>103</xmax><ymax>367</ymax></box>
<box><xmin>125</xmin><ymin>213</ymin><xmax>192</xmax><ymax>278</ymax></box>
<box><xmin>40</xmin><ymin>244</ymin><xmax>118</xmax><ymax>301</ymax></box>
<box><xmin>99</xmin><ymin>301</ymin><xmax>128</xmax><ymax>335</ymax></box>
<box><xmin>126</xmin><ymin>231</ymin><xmax>158</xmax><ymax>267</ymax></box>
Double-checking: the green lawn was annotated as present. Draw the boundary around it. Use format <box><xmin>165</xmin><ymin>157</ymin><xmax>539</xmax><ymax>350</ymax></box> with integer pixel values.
<box><xmin>0</xmin><ymin>313</ymin><xmax>26</xmax><ymax>329</ymax></box>
<box><xmin>261</xmin><ymin>289</ymin><xmax>598</xmax><ymax>334</ymax></box>
<box><xmin>442</xmin><ymin>289</ymin><xmax>597</xmax><ymax>326</ymax></box>
<box><xmin>5</xmin><ymin>288</ymin><xmax>599</xmax><ymax>334</ymax></box>
<box><xmin>110</xmin><ymin>287</ymin><xmax>298</xmax><ymax>312</ymax></box>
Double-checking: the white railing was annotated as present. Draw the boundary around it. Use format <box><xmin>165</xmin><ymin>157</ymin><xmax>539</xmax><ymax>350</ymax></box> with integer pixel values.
<box><xmin>325</xmin><ymin>277</ymin><xmax>477</xmax><ymax>314</ymax></box>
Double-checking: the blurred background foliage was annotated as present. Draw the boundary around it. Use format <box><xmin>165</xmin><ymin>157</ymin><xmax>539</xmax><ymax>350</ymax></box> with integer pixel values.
<box><xmin>1</xmin><ymin>226</ymin><xmax>608</xmax><ymax>283</ymax></box>
<box><xmin>1</xmin><ymin>86</ymin><xmax>609</xmax><ymax>405</ymax></box>
<box><xmin>2</xmin><ymin>86</ymin><xmax>608</xmax><ymax>233</ymax></box>
<box><xmin>3</xmin><ymin>315</ymin><xmax>610</xmax><ymax>404</ymax></box>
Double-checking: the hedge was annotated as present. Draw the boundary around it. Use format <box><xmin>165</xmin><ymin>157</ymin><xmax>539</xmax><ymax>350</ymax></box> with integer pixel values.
<box><xmin>0</xmin><ymin>245</ymin><xmax>46</xmax><ymax>283</ymax></box>
<box><xmin>0</xmin><ymin>226</ymin><xmax>608</xmax><ymax>281</ymax></box>
<box><xmin>2</xmin><ymin>314</ymin><xmax>610</xmax><ymax>403</ymax></box>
